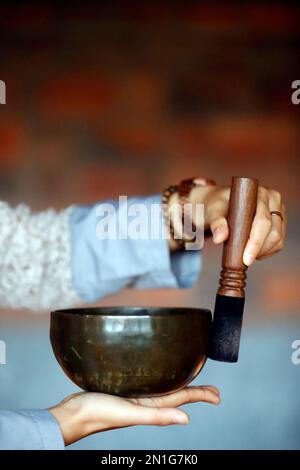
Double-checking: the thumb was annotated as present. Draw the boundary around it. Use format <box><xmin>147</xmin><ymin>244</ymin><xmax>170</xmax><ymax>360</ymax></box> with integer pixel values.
<box><xmin>126</xmin><ymin>405</ymin><xmax>189</xmax><ymax>427</ymax></box>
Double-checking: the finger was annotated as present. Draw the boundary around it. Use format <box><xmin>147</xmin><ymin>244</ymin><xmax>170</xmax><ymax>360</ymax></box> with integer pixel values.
<box><xmin>211</xmin><ymin>216</ymin><xmax>229</xmax><ymax>244</ymax></box>
<box><xmin>131</xmin><ymin>386</ymin><xmax>220</xmax><ymax>408</ymax></box>
<box><xmin>256</xmin><ymin>246</ymin><xmax>282</xmax><ymax>260</ymax></box>
<box><xmin>124</xmin><ymin>405</ymin><xmax>190</xmax><ymax>426</ymax></box>
<box><xmin>131</xmin><ymin>386</ymin><xmax>220</xmax><ymax>409</ymax></box>
<box><xmin>243</xmin><ymin>188</ymin><xmax>272</xmax><ymax>266</ymax></box>
<box><xmin>257</xmin><ymin>205</ymin><xmax>287</xmax><ymax>259</ymax></box>
<box><xmin>206</xmin><ymin>196</ymin><xmax>229</xmax><ymax>243</ymax></box>
<box><xmin>256</xmin><ymin>211</ymin><xmax>283</xmax><ymax>258</ymax></box>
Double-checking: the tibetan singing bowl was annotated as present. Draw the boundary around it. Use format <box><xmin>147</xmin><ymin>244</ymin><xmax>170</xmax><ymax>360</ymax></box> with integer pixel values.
<box><xmin>50</xmin><ymin>307</ymin><xmax>212</xmax><ymax>397</ymax></box>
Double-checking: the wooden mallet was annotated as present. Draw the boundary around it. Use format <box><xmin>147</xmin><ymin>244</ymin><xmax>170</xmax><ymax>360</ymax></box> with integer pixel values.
<box><xmin>208</xmin><ymin>176</ymin><xmax>259</xmax><ymax>362</ymax></box>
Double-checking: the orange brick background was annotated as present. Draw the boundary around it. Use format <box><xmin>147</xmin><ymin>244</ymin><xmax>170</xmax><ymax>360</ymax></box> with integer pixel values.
<box><xmin>0</xmin><ymin>2</ymin><xmax>299</xmax><ymax>321</ymax></box>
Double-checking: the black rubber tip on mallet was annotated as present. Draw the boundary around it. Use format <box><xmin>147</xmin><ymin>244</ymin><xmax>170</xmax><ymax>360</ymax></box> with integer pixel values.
<box><xmin>208</xmin><ymin>294</ymin><xmax>245</xmax><ymax>362</ymax></box>
<box><xmin>207</xmin><ymin>177</ymin><xmax>259</xmax><ymax>363</ymax></box>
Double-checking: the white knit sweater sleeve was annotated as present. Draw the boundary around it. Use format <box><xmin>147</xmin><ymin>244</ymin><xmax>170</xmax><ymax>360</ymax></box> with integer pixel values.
<box><xmin>0</xmin><ymin>201</ymin><xmax>81</xmax><ymax>312</ymax></box>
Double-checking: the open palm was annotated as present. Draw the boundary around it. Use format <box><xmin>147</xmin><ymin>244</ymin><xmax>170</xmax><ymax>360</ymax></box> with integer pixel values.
<box><xmin>49</xmin><ymin>385</ymin><xmax>220</xmax><ymax>445</ymax></box>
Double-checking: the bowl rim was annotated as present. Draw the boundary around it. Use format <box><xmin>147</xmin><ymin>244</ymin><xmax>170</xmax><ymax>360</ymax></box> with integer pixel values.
<box><xmin>51</xmin><ymin>306</ymin><xmax>211</xmax><ymax>317</ymax></box>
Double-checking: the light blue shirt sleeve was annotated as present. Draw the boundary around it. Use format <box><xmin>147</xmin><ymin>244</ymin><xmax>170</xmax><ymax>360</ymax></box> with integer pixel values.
<box><xmin>69</xmin><ymin>194</ymin><xmax>202</xmax><ymax>302</ymax></box>
<box><xmin>0</xmin><ymin>410</ymin><xmax>64</xmax><ymax>450</ymax></box>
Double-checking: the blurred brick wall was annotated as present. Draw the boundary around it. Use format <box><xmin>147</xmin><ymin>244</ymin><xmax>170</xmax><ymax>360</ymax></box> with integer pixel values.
<box><xmin>0</xmin><ymin>3</ymin><xmax>299</xmax><ymax>320</ymax></box>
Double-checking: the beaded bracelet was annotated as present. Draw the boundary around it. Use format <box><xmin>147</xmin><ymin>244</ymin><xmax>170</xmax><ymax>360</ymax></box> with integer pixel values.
<box><xmin>162</xmin><ymin>177</ymin><xmax>216</xmax><ymax>250</ymax></box>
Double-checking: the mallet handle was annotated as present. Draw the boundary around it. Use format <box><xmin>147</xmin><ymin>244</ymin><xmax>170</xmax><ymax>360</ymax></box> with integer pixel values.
<box><xmin>218</xmin><ymin>177</ymin><xmax>259</xmax><ymax>298</ymax></box>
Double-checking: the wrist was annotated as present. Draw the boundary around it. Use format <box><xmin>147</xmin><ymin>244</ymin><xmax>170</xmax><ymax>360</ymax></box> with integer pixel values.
<box><xmin>167</xmin><ymin>191</ymin><xmax>182</xmax><ymax>251</ymax></box>
<box><xmin>163</xmin><ymin>179</ymin><xmax>217</xmax><ymax>250</ymax></box>
<box><xmin>190</xmin><ymin>185</ymin><xmax>217</xmax><ymax>231</ymax></box>
<box><xmin>48</xmin><ymin>399</ymin><xmax>87</xmax><ymax>446</ymax></box>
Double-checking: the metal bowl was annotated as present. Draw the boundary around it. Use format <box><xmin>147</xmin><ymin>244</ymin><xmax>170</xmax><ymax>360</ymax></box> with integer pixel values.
<box><xmin>50</xmin><ymin>307</ymin><xmax>212</xmax><ymax>397</ymax></box>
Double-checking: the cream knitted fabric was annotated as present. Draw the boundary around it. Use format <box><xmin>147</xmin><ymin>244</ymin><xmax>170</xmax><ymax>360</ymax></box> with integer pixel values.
<box><xmin>0</xmin><ymin>201</ymin><xmax>80</xmax><ymax>312</ymax></box>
